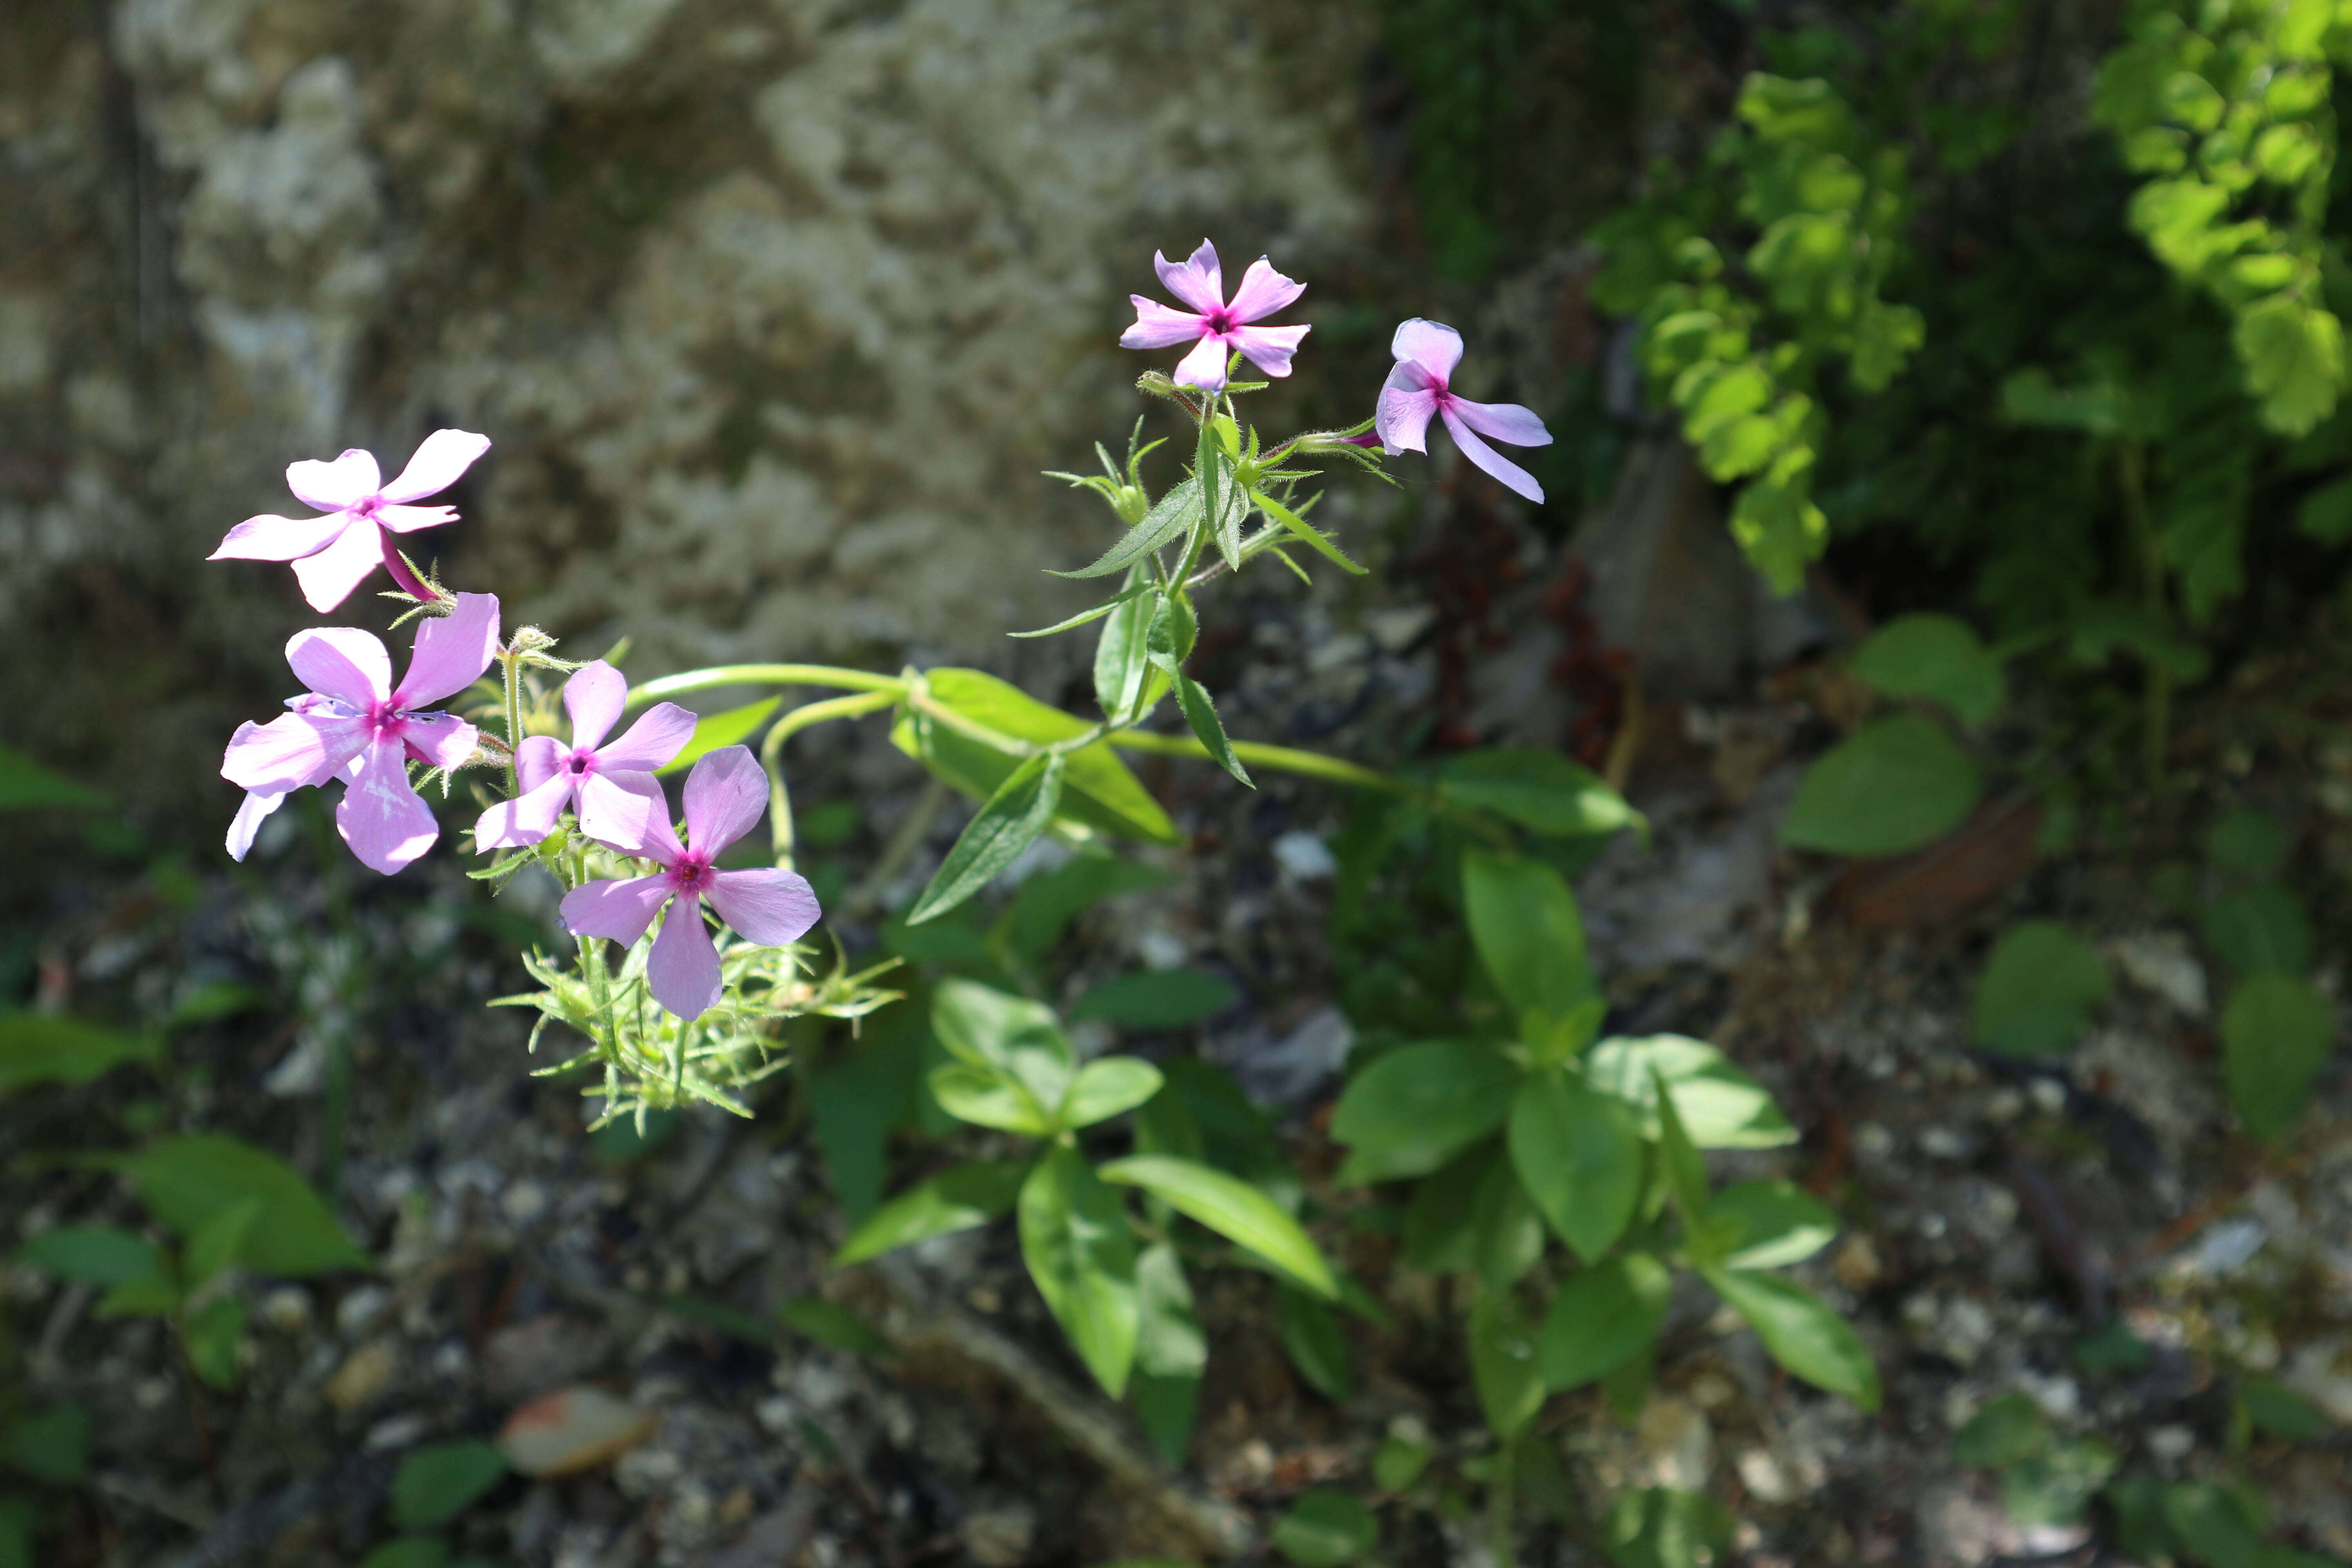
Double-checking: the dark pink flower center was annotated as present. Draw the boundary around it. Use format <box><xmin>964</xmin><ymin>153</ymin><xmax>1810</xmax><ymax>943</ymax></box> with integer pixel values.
<box><xmin>365</xmin><ymin>699</ymin><xmax>410</xmax><ymax>739</ymax></box>
<box><xmin>1203</xmin><ymin>308</ymin><xmax>1238</xmax><ymax>336</ymax></box>
<box><xmin>565</xmin><ymin>749</ymin><xmax>597</xmax><ymax>776</ymax></box>
<box><xmin>351</xmin><ymin>493</ymin><xmax>385</xmax><ymax>520</ymax></box>
<box><xmin>666</xmin><ymin>853</ymin><xmax>715</xmax><ymax>896</ymax></box>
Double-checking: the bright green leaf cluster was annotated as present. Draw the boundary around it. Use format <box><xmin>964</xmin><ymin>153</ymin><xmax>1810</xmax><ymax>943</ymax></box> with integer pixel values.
<box><xmin>2094</xmin><ymin>0</ymin><xmax>2352</xmax><ymax>434</ymax></box>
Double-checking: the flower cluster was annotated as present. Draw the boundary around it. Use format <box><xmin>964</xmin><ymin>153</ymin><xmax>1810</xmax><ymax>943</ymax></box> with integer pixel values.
<box><xmin>208</xmin><ymin>246</ymin><xmax>1559</xmax><ymax>1042</ymax></box>
<box><xmin>1122</xmin><ymin>239</ymin><xmax>1555</xmax><ymax>499</ymax></box>
<box><xmin>211</xmin><ymin>433</ymin><xmax>820</xmax><ymax>1025</ymax></box>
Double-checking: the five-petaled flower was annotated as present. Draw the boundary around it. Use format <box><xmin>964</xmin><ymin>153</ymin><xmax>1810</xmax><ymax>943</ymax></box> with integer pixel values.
<box><xmin>220</xmin><ymin>593</ymin><xmax>501</xmax><ymax>875</ymax></box>
<box><xmin>475</xmin><ymin>661</ymin><xmax>696</xmax><ymax>852</ymax></box>
<box><xmin>209</xmin><ymin>429</ymin><xmax>491</xmax><ymax>612</ymax></box>
<box><xmin>557</xmin><ymin>746</ymin><xmax>822</xmax><ymax>1020</ymax></box>
<box><xmin>1375</xmin><ymin>320</ymin><xmax>1553</xmax><ymax>503</ymax></box>
<box><xmin>1121</xmin><ymin>240</ymin><xmax>1310</xmax><ymax>394</ymax></box>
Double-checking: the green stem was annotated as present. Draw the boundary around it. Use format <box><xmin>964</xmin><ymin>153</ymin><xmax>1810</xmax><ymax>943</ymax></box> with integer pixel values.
<box><xmin>625</xmin><ymin>664</ymin><xmax>906</xmax><ymax>709</ymax></box>
<box><xmin>2117</xmin><ymin>439</ymin><xmax>2171</xmax><ymax>789</ymax></box>
<box><xmin>501</xmin><ymin>648</ymin><xmax>525</xmax><ymax>797</ymax></box>
<box><xmin>1105</xmin><ymin>728</ymin><xmax>1405</xmax><ymax>793</ymax></box>
<box><xmin>1490</xmin><ymin>1430</ymin><xmax>1520</xmax><ymax>1568</ymax></box>
<box><xmin>759</xmin><ymin>689</ymin><xmax>899</xmax><ymax>869</ymax></box>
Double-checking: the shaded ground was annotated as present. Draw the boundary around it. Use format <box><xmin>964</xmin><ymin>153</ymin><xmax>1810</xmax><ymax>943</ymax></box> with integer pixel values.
<box><xmin>6</xmin><ymin>478</ymin><xmax>2352</xmax><ymax>1568</ymax></box>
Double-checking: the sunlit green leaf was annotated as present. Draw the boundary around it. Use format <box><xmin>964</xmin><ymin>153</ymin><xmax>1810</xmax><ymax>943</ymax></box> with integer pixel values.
<box><xmin>1018</xmin><ymin>1147</ymin><xmax>1139</xmax><ymax>1396</ymax></box>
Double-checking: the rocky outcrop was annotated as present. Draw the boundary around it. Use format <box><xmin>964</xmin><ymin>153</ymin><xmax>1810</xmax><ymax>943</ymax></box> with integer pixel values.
<box><xmin>0</xmin><ymin>0</ymin><xmax>1374</xmax><ymax>804</ymax></box>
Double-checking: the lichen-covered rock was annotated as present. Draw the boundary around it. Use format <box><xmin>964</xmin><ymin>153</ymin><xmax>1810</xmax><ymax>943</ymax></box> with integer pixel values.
<box><xmin>0</xmin><ymin>0</ymin><xmax>1373</xmax><ymax>814</ymax></box>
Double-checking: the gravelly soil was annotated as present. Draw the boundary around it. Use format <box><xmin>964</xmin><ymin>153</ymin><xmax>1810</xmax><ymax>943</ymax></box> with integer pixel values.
<box><xmin>7</xmin><ymin>501</ymin><xmax>2350</xmax><ymax>1568</ymax></box>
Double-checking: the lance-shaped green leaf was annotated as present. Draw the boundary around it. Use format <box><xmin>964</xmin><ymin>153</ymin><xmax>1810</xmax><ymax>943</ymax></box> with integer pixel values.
<box><xmin>892</xmin><ymin>668</ymin><xmax>1176</xmax><ymax>844</ymax></box>
<box><xmin>183</xmin><ymin>1196</ymin><xmax>263</xmax><ymax>1289</ymax></box>
<box><xmin>1250</xmin><ymin>487</ymin><xmax>1367</xmax><ymax>574</ymax></box>
<box><xmin>114</xmin><ymin>1134</ymin><xmax>367</xmax><ymax>1276</ymax></box>
<box><xmin>1468</xmin><ymin>1286</ymin><xmax>1546</xmax><ymax>1439</ymax></box>
<box><xmin>1539</xmin><ymin>1252</ymin><xmax>1671</xmax><ymax>1390</ymax></box>
<box><xmin>1509</xmin><ymin>1073</ymin><xmax>1641</xmax><ymax>1262</ymax></box>
<box><xmin>907</xmin><ymin>751</ymin><xmax>1065</xmax><ymax>925</ymax></box>
<box><xmin>1133</xmin><ymin>1241</ymin><xmax>1205</xmax><ymax>1462</ymax></box>
<box><xmin>1584</xmin><ymin>1035</ymin><xmax>1797</xmax><ymax>1149</ymax></box>
<box><xmin>2224</xmin><ymin>971</ymin><xmax>2335</xmax><ymax>1141</ymax></box>
<box><xmin>1198</xmin><ymin>413</ymin><xmax>1235</xmax><ymax>570</ymax></box>
<box><xmin>1278</xmin><ymin>1281</ymin><xmax>1353</xmax><ymax>1402</ymax></box>
<box><xmin>0</xmin><ymin>1013</ymin><xmax>161</xmax><ymax>1092</ymax></box>
<box><xmin>1439</xmin><ymin>749</ymin><xmax>1642</xmax><ymax>839</ymax></box>
<box><xmin>659</xmin><ymin>697</ymin><xmax>780</xmax><ymax>775</ymax></box>
<box><xmin>1091</xmin><ymin>573</ymin><xmax>1161</xmax><ymax>719</ymax></box>
<box><xmin>1470</xmin><ymin>1154</ymin><xmax>1545</xmax><ymax>1290</ymax></box>
<box><xmin>1145</xmin><ymin>598</ymin><xmax>1251</xmax><ymax>788</ymax></box>
<box><xmin>1651</xmin><ymin>1066</ymin><xmax>1710</xmax><ymax>1232</ymax></box>
<box><xmin>833</xmin><ymin>1160</ymin><xmax>1030</xmax><ymax>1266</ymax></box>
<box><xmin>927</xmin><ymin>1063</ymin><xmax>1057</xmax><ymax>1135</ymax></box>
<box><xmin>1050</xmin><ymin>474</ymin><xmax>1203</xmax><ymax>579</ymax></box>
<box><xmin>1018</xmin><ymin>1146</ymin><xmax>1140</xmax><ymax>1396</ymax></box>
<box><xmin>1330</xmin><ymin>1041</ymin><xmax>1519</xmax><ymax>1183</ymax></box>
<box><xmin>16</xmin><ymin>1225</ymin><xmax>164</xmax><ymax>1287</ymax></box>
<box><xmin>1012</xmin><ymin>579</ymin><xmax>1152</xmax><ymax>641</ymax></box>
<box><xmin>1099</xmin><ymin>1153</ymin><xmax>1336</xmax><ymax>1298</ymax></box>
<box><xmin>931</xmin><ymin>979</ymin><xmax>1075</xmax><ymax>1111</ymax></box>
<box><xmin>1698</xmin><ymin>1180</ymin><xmax>1839</xmax><ymax>1270</ymax></box>
<box><xmin>1063</xmin><ymin>1057</ymin><xmax>1165</xmax><ymax>1129</ymax></box>
<box><xmin>1463</xmin><ymin>848</ymin><xmax>1597</xmax><ymax>1046</ymax></box>
<box><xmin>1702</xmin><ymin>1265</ymin><xmax>1880</xmax><ymax>1410</ymax></box>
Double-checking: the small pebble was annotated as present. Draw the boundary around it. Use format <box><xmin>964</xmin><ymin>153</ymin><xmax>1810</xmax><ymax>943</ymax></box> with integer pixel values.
<box><xmin>2149</xmin><ymin>1425</ymin><xmax>2196</xmax><ymax>1463</ymax></box>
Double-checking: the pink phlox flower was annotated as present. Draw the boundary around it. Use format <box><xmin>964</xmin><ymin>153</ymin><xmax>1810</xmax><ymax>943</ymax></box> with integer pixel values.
<box><xmin>474</xmin><ymin>661</ymin><xmax>696</xmax><ymax>853</ymax></box>
<box><xmin>1375</xmin><ymin>319</ymin><xmax>1553</xmax><ymax>503</ymax></box>
<box><xmin>209</xmin><ymin>429</ymin><xmax>491</xmax><ymax>612</ymax></box>
<box><xmin>556</xmin><ymin>745</ymin><xmax>821</xmax><ymax>1022</ymax></box>
<box><xmin>1120</xmin><ymin>240</ymin><xmax>1311</xmax><ymax>394</ymax></box>
<box><xmin>220</xmin><ymin>592</ymin><xmax>501</xmax><ymax>875</ymax></box>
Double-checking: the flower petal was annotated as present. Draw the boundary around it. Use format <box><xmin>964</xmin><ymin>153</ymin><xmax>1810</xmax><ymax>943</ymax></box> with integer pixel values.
<box><xmin>474</xmin><ymin>771</ymin><xmax>574</xmax><ymax>850</ymax></box>
<box><xmin>285</xmin><ymin>449</ymin><xmax>381</xmax><ymax>512</ymax></box>
<box><xmin>681</xmin><ymin>745</ymin><xmax>766</xmax><ymax>855</ymax></box>
<box><xmin>1226</xmin><ymin>257</ymin><xmax>1305</xmax><ymax>323</ymax></box>
<box><xmin>515</xmin><ymin>734</ymin><xmax>567</xmax><ymax>794</ymax></box>
<box><xmin>379</xmin><ymin>429</ymin><xmax>491</xmax><ymax>503</ymax></box>
<box><xmin>287</xmin><ymin>626</ymin><xmax>393</xmax><ymax>706</ymax></box>
<box><xmin>575</xmin><ymin>769</ymin><xmax>661</xmax><ymax>849</ymax></box>
<box><xmin>289</xmin><ymin>519</ymin><xmax>387</xmax><ymax>612</ymax></box>
<box><xmin>559</xmin><ymin>875</ymin><xmax>672</xmax><ymax>946</ymax></box>
<box><xmin>1440</xmin><ymin>405</ymin><xmax>1545</xmax><ymax>503</ymax></box>
<box><xmin>1155</xmin><ymin>241</ymin><xmax>1225</xmax><ymax>315</ymax></box>
<box><xmin>1375</xmin><ymin>362</ymin><xmax>1441</xmax><ymax>456</ymax></box>
<box><xmin>396</xmin><ymin>591</ymin><xmax>501</xmax><ymax>708</ymax></box>
<box><xmin>209</xmin><ymin>512</ymin><xmax>352</xmax><ymax>562</ymax></box>
<box><xmin>221</xmin><ymin>712</ymin><xmax>368</xmax><ymax>791</ymax></box>
<box><xmin>1228</xmin><ymin>323</ymin><xmax>1309</xmax><ymax>379</ymax></box>
<box><xmin>227</xmin><ymin>789</ymin><xmax>287</xmax><ymax>862</ymax></box>
<box><xmin>376</xmin><ymin>504</ymin><xmax>459</xmax><ymax>534</ymax></box>
<box><xmin>1172</xmin><ymin>333</ymin><xmax>1232</xmax><ymax>393</ymax></box>
<box><xmin>561</xmin><ymin>661</ymin><xmax>629</xmax><ymax>751</ymax></box>
<box><xmin>1445</xmin><ymin>396</ymin><xmax>1553</xmax><ymax>449</ymax></box>
<box><xmin>585</xmin><ymin>771</ymin><xmax>681</xmax><ymax>863</ymax></box>
<box><xmin>647</xmin><ymin>897</ymin><xmax>724</xmax><ymax>1020</ymax></box>
<box><xmin>337</xmin><ymin>739</ymin><xmax>440</xmax><ymax>874</ymax></box>
<box><xmin>400</xmin><ymin>713</ymin><xmax>479</xmax><ymax>771</ymax></box>
<box><xmin>597</xmin><ymin>701</ymin><xmax>698</xmax><ymax>772</ymax></box>
<box><xmin>706</xmin><ymin>868</ymin><xmax>821</xmax><ymax>946</ymax></box>
<box><xmin>1120</xmin><ymin>298</ymin><xmax>1209</xmax><ymax>350</ymax></box>
<box><xmin>1390</xmin><ymin>318</ymin><xmax>1464</xmax><ymax>381</ymax></box>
